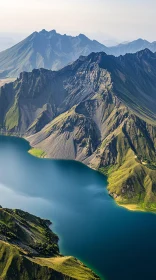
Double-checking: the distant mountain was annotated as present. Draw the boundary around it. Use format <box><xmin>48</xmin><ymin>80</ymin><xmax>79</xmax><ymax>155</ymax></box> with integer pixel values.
<box><xmin>1</xmin><ymin>30</ymin><xmax>156</xmax><ymax>79</ymax></box>
<box><xmin>0</xmin><ymin>49</ymin><xmax>156</xmax><ymax>211</ymax></box>
<box><xmin>0</xmin><ymin>29</ymin><xmax>108</xmax><ymax>78</ymax></box>
<box><xmin>110</xmin><ymin>38</ymin><xmax>156</xmax><ymax>56</ymax></box>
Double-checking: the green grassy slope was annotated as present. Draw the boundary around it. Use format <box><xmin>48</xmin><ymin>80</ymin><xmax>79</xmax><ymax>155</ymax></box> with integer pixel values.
<box><xmin>28</xmin><ymin>148</ymin><xmax>46</xmax><ymax>158</ymax></box>
<box><xmin>5</xmin><ymin>100</ymin><xmax>19</xmax><ymax>130</ymax></box>
<box><xmin>0</xmin><ymin>242</ymin><xmax>73</xmax><ymax>280</ymax></box>
<box><xmin>0</xmin><ymin>207</ymin><xmax>100</xmax><ymax>280</ymax></box>
<box><xmin>97</xmin><ymin>114</ymin><xmax>156</xmax><ymax>211</ymax></box>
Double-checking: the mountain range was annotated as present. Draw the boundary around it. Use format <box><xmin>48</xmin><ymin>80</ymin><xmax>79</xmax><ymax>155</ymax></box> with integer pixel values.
<box><xmin>0</xmin><ymin>30</ymin><xmax>107</xmax><ymax>78</ymax></box>
<box><xmin>109</xmin><ymin>38</ymin><xmax>156</xmax><ymax>56</ymax></box>
<box><xmin>1</xmin><ymin>30</ymin><xmax>156</xmax><ymax>78</ymax></box>
<box><xmin>0</xmin><ymin>49</ymin><xmax>156</xmax><ymax>211</ymax></box>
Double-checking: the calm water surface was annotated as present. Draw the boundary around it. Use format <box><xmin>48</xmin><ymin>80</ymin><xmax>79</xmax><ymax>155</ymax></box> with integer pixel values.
<box><xmin>0</xmin><ymin>136</ymin><xmax>156</xmax><ymax>280</ymax></box>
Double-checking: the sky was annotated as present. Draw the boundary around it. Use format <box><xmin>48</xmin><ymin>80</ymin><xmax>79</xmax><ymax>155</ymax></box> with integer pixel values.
<box><xmin>0</xmin><ymin>0</ymin><xmax>156</xmax><ymax>45</ymax></box>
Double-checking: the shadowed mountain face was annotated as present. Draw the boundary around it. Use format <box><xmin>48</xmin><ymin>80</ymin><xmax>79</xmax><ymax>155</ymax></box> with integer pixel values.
<box><xmin>0</xmin><ymin>29</ymin><xmax>108</xmax><ymax>78</ymax></box>
<box><xmin>0</xmin><ymin>49</ymin><xmax>156</xmax><ymax>133</ymax></box>
<box><xmin>96</xmin><ymin>49</ymin><xmax>156</xmax><ymax>121</ymax></box>
<box><xmin>0</xmin><ymin>49</ymin><xmax>156</xmax><ymax>210</ymax></box>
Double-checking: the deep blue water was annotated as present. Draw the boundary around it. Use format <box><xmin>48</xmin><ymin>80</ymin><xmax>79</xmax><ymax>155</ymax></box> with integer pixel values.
<box><xmin>0</xmin><ymin>136</ymin><xmax>156</xmax><ymax>280</ymax></box>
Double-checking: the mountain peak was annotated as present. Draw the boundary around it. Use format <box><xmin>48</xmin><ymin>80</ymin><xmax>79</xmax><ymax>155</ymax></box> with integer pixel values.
<box><xmin>135</xmin><ymin>38</ymin><xmax>145</xmax><ymax>42</ymax></box>
<box><xmin>137</xmin><ymin>48</ymin><xmax>154</xmax><ymax>57</ymax></box>
<box><xmin>40</xmin><ymin>29</ymin><xmax>48</xmax><ymax>34</ymax></box>
<box><xmin>88</xmin><ymin>51</ymin><xmax>107</xmax><ymax>60</ymax></box>
<box><xmin>39</xmin><ymin>29</ymin><xmax>57</xmax><ymax>36</ymax></box>
<box><xmin>50</xmin><ymin>29</ymin><xmax>57</xmax><ymax>34</ymax></box>
<box><xmin>78</xmin><ymin>33</ymin><xmax>88</xmax><ymax>40</ymax></box>
<box><xmin>135</xmin><ymin>38</ymin><xmax>150</xmax><ymax>44</ymax></box>
<box><xmin>0</xmin><ymin>30</ymin><xmax>108</xmax><ymax>77</ymax></box>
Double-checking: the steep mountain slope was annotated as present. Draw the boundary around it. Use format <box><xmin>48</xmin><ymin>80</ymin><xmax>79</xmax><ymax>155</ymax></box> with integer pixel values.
<box><xmin>0</xmin><ymin>50</ymin><xmax>156</xmax><ymax>211</ymax></box>
<box><xmin>0</xmin><ymin>207</ymin><xmax>100</xmax><ymax>280</ymax></box>
<box><xmin>0</xmin><ymin>29</ymin><xmax>108</xmax><ymax>78</ymax></box>
<box><xmin>97</xmin><ymin>49</ymin><xmax>156</xmax><ymax>122</ymax></box>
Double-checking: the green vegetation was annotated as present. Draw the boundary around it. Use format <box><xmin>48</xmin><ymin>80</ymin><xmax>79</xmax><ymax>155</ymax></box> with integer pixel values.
<box><xmin>0</xmin><ymin>208</ymin><xmax>59</xmax><ymax>256</ymax></box>
<box><xmin>0</xmin><ymin>242</ymin><xmax>100</xmax><ymax>280</ymax></box>
<box><xmin>5</xmin><ymin>100</ymin><xmax>19</xmax><ymax>131</ymax></box>
<box><xmin>99</xmin><ymin>130</ymin><xmax>156</xmax><ymax>212</ymax></box>
<box><xmin>28</xmin><ymin>88</ymin><xmax>156</xmax><ymax>213</ymax></box>
<box><xmin>0</xmin><ymin>242</ymin><xmax>66</xmax><ymax>280</ymax></box>
<box><xmin>35</xmin><ymin>256</ymin><xmax>100</xmax><ymax>280</ymax></box>
<box><xmin>28</xmin><ymin>148</ymin><xmax>46</xmax><ymax>158</ymax></box>
<box><xmin>0</xmin><ymin>207</ymin><xmax>100</xmax><ymax>280</ymax></box>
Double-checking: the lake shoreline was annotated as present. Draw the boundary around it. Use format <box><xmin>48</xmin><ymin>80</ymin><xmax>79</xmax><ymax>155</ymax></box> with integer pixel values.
<box><xmin>25</xmin><ymin>136</ymin><xmax>156</xmax><ymax>214</ymax></box>
<box><xmin>0</xmin><ymin>133</ymin><xmax>155</xmax><ymax>214</ymax></box>
<box><xmin>0</xmin><ymin>134</ymin><xmax>156</xmax><ymax>280</ymax></box>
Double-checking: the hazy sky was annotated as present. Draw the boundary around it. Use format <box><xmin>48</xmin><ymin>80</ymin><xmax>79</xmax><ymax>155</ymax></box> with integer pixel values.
<box><xmin>0</xmin><ymin>0</ymin><xmax>156</xmax><ymax>43</ymax></box>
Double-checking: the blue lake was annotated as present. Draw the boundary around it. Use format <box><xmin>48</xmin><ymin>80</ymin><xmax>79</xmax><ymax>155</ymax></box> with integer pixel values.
<box><xmin>0</xmin><ymin>135</ymin><xmax>156</xmax><ymax>280</ymax></box>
